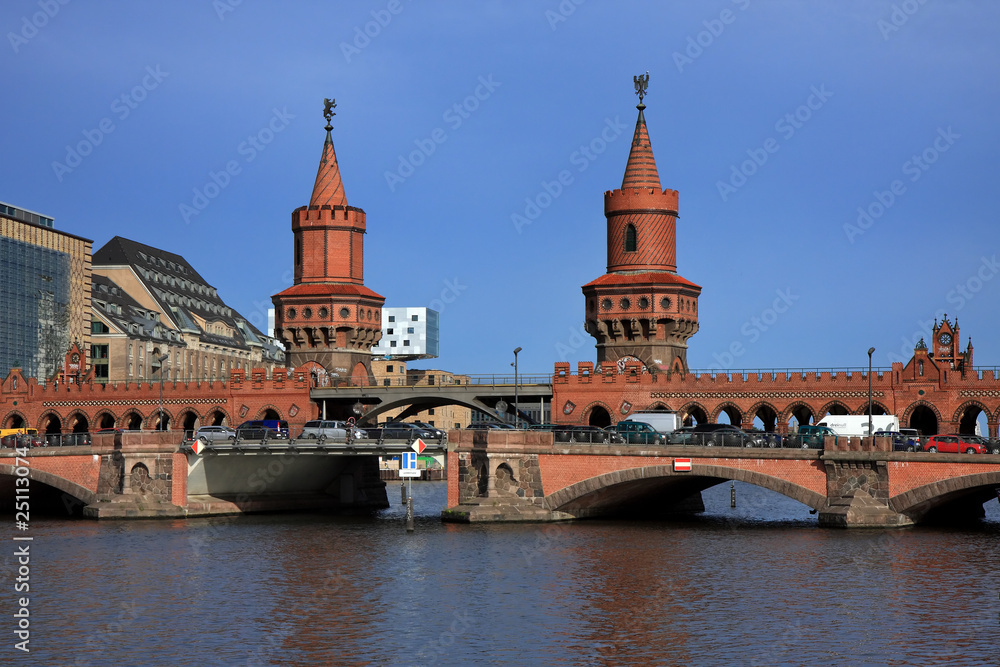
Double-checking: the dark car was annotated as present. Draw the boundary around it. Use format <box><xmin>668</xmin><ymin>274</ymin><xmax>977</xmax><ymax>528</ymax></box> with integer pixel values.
<box><xmin>785</xmin><ymin>425</ymin><xmax>837</xmax><ymax>449</ymax></box>
<box><xmin>368</xmin><ymin>422</ymin><xmax>436</xmax><ymax>441</ymax></box>
<box><xmin>743</xmin><ymin>428</ymin><xmax>782</xmax><ymax>448</ymax></box>
<box><xmin>685</xmin><ymin>424</ymin><xmax>748</xmax><ymax>447</ymax></box>
<box><xmin>874</xmin><ymin>430</ymin><xmax>919</xmax><ymax>452</ymax></box>
<box><xmin>667</xmin><ymin>426</ymin><xmax>697</xmax><ymax>445</ymax></box>
<box><xmin>411</xmin><ymin>422</ymin><xmax>446</xmax><ymax>440</ymax></box>
<box><xmin>553</xmin><ymin>425</ymin><xmax>624</xmax><ymax>444</ymax></box>
<box><xmin>614</xmin><ymin>420</ymin><xmax>666</xmax><ymax>445</ymax></box>
<box><xmin>235</xmin><ymin>421</ymin><xmax>286</xmax><ymax>441</ymax></box>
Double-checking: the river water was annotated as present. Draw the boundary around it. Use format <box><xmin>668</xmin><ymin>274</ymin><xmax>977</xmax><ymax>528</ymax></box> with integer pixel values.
<box><xmin>7</xmin><ymin>482</ymin><xmax>1000</xmax><ymax>666</ymax></box>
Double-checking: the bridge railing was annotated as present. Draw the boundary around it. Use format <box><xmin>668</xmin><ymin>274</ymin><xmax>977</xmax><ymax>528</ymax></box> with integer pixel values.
<box><xmin>312</xmin><ymin>373</ymin><xmax>555</xmax><ymax>389</ymax></box>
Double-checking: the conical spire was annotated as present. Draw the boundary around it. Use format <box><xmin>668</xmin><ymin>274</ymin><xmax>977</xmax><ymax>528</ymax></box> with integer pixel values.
<box><xmin>621</xmin><ymin>72</ymin><xmax>661</xmax><ymax>190</ymax></box>
<box><xmin>310</xmin><ymin>98</ymin><xmax>347</xmax><ymax>207</ymax></box>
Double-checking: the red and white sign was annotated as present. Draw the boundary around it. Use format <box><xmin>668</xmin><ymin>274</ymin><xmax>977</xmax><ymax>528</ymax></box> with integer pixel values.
<box><xmin>192</xmin><ymin>438</ymin><xmax>206</xmax><ymax>455</ymax></box>
<box><xmin>673</xmin><ymin>458</ymin><xmax>692</xmax><ymax>472</ymax></box>
<box><xmin>411</xmin><ymin>438</ymin><xmax>427</xmax><ymax>454</ymax></box>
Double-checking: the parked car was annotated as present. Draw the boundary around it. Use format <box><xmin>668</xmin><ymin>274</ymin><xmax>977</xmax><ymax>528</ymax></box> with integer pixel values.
<box><xmin>554</xmin><ymin>425</ymin><xmax>624</xmax><ymax>444</ymax></box>
<box><xmin>874</xmin><ymin>430</ymin><xmax>919</xmax><ymax>452</ymax></box>
<box><xmin>411</xmin><ymin>422</ymin><xmax>446</xmax><ymax>440</ymax></box>
<box><xmin>786</xmin><ymin>425</ymin><xmax>837</xmax><ymax>449</ymax></box>
<box><xmin>194</xmin><ymin>425</ymin><xmax>236</xmax><ymax>443</ymax></box>
<box><xmin>0</xmin><ymin>433</ymin><xmax>43</xmax><ymax>448</ymax></box>
<box><xmin>235</xmin><ymin>421</ymin><xmax>286</xmax><ymax>441</ymax></box>
<box><xmin>743</xmin><ymin>428</ymin><xmax>782</xmax><ymax>448</ymax></box>
<box><xmin>300</xmin><ymin>420</ymin><xmax>353</xmax><ymax>441</ymax></box>
<box><xmin>667</xmin><ymin>426</ymin><xmax>697</xmax><ymax>445</ymax></box>
<box><xmin>921</xmin><ymin>434</ymin><xmax>986</xmax><ymax>454</ymax></box>
<box><xmin>679</xmin><ymin>424</ymin><xmax>748</xmax><ymax>447</ymax></box>
<box><xmin>367</xmin><ymin>422</ymin><xmax>436</xmax><ymax>440</ymax></box>
<box><xmin>614</xmin><ymin>420</ymin><xmax>666</xmax><ymax>445</ymax></box>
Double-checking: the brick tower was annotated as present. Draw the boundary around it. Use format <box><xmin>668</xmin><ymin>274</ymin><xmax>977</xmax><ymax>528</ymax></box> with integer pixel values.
<box><xmin>583</xmin><ymin>75</ymin><xmax>701</xmax><ymax>373</ymax></box>
<box><xmin>272</xmin><ymin>100</ymin><xmax>384</xmax><ymax>382</ymax></box>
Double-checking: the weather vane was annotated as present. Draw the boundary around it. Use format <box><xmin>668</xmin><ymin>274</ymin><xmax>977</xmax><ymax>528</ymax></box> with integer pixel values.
<box><xmin>323</xmin><ymin>98</ymin><xmax>336</xmax><ymax>131</ymax></box>
<box><xmin>633</xmin><ymin>71</ymin><xmax>649</xmax><ymax>106</ymax></box>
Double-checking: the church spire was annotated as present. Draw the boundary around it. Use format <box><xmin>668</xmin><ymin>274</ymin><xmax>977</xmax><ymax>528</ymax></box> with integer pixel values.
<box><xmin>309</xmin><ymin>98</ymin><xmax>348</xmax><ymax>208</ymax></box>
<box><xmin>621</xmin><ymin>72</ymin><xmax>661</xmax><ymax>190</ymax></box>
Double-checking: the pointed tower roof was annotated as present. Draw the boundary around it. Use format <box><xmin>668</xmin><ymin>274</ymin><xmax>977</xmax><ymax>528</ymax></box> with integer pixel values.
<box><xmin>309</xmin><ymin>100</ymin><xmax>347</xmax><ymax>207</ymax></box>
<box><xmin>621</xmin><ymin>74</ymin><xmax>661</xmax><ymax>190</ymax></box>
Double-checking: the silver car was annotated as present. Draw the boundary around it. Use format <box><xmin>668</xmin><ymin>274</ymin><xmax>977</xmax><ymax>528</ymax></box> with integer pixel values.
<box><xmin>195</xmin><ymin>425</ymin><xmax>236</xmax><ymax>443</ymax></box>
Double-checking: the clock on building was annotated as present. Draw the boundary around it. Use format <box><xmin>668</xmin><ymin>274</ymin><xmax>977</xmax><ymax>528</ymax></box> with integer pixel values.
<box><xmin>939</xmin><ymin>333</ymin><xmax>952</xmax><ymax>346</ymax></box>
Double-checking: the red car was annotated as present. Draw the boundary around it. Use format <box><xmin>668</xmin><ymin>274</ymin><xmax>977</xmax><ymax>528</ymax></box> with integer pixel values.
<box><xmin>922</xmin><ymin>435</ymin><xmax>985</xmax><ymax>454</ymax></box>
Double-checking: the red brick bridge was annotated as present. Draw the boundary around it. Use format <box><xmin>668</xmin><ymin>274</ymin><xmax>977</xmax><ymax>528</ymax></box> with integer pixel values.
<box><xmin>444</xmin><ymin>431</ymin><xmax>1000</xmax><ymax>527</ymax></box>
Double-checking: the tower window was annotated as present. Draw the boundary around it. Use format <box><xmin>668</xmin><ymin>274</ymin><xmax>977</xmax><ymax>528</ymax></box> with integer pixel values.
<box><xmin>625</xmin><ymin>224</ymin><xmax>637</xmax><ymax>252</ymax></box>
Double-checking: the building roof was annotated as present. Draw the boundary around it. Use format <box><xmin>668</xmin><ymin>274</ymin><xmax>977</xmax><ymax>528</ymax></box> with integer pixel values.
<box><xmin>91</xmin><ymin>274</ymin><xmax>186</xmax><ymax>346</ymax></box>
<box><xmin>309</xmin><ymin>128</ymin><xmax>348</xmax><ymax>208</ymax></box>
<box><xmin>582</xmin><ymin>271</ymin><xmax>701</xmax><ymax>290</ymax></box>
<box><xmin>621</xmin><ymin>104</ymin><xmax>661</xmax><ymax>190</ymax></box>
<box><xmin>92</xmin><ymin>236</ymin><xmax>283</xmax><ymax>360</ymax></box>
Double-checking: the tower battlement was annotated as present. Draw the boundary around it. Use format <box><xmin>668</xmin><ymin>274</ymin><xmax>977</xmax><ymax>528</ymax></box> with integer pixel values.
<box><xmin>604</xmin><ymin>187</ymin><xmax>678</xmax><ymax>214</ymax></box>
<box><xmin>292</xmin><ymin>204</ymin><xmax>367</xmax><ymax>231</ymax></box>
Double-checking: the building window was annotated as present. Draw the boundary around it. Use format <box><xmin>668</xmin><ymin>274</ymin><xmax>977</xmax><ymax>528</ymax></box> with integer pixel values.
<box><xmin>429</xmin><ymin>408</ymin><xmax>435</xmax><ymax>415</ymax></box>
<box><xmin>386</xmin><ymin>365</ymin><xmax>394</xmax><ymax>373</ymax></box>
<box><xmin>428</xmin><ymin>375</ymin><xmax>435</xmax><ymax>385</ymax></box>
<box><xmin>411</xmin><ymin>315</ymin><xmax>418</xmax><ymax>321</ymax></box>
<box><xmin>91</xmin><ymin>319</ymin><xmax>110</xmax><ymax>334</ymax></box>
<box><xmin>388</xmin><ymin>315</ymin><xmax>395</xmax><ymax>322</ymax></box>
<box><xmin>918</xmin><ymin>360</ymin><xmax>924</xmax><ymax>376</ymax></box>
<box><xmin>625</xmin><ymin>224</ymin><xmax>637</xmax><ymax>252</ymax></box>
<box><xmin>407</xmin><ymin>327</ymin><xmax>414</xmax><ymax>334</ymax></box>
<box><xmin>390</xmin><ymin>341</ymin><xmax>397</xmax><ymax>348</ymax></box>
<box><xmin>387</xmin><ymin>328</ymin><xmax>393</xmax><ymax>335</ymax></box>
<box><xmin>403</xmin><ymin>340</ymin><xmax>410</xmax><ymax>346</ymax></box>
<box><xmin>383</xmin><ymin>379</ymin><xmax>390</xmax><ymax>386</ymax></box>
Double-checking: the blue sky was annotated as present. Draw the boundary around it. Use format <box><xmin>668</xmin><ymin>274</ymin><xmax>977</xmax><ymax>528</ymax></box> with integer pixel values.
<box><xmin>3</xmin><ymin>1</ymin><xmax>998</xmax><ymax>376</ymax></box>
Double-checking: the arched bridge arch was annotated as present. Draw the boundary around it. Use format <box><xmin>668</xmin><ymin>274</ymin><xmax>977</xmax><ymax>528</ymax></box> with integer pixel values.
<box><xmin>544</xmin><ymin>464</ymin><xmax>827</xmax><ymax>518</ymax></box>
<box><xmin>890</xmin><ymin>471</ymin><xmax>1000</xmax><ymax>521</ymax></box>
<box><xmin>0</xmin><ymin>464</ymin><xmax>97</xmax><ymax>509</ymax></box>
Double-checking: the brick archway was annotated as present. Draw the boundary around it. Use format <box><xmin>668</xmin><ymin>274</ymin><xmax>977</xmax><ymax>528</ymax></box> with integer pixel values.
<box><xmin>853</xmin><ymin>401</ymin><xmax>889</xmax><ymax>416</ymax></box>
<box><xmin>747</xmin><ymin>401</ymin><xmax>779</xmax><ymax>431</ymax></box>
<box><xmin>255</xmin><ymin>405</ymin><xmax>283</xmax><ymax>421</ymax></box>
<box><xmin>902</xmin><ymin>401</ymin><xmax>942</xmax><ymax>436</ymax></box>
<box><xmin>0</xmin><ymin>464</ymin><xmax>97</xmax><ymax>507</ymax></box>
<box><xmin>93</xmin><ymin>410</ymin><xmax>117</xmax><ymax>430</ymax></box>
<box><xmin>783</xmin><ymin>402</ymin><xmax>816</xmax><ymax>430</ymax></box>
<box><xmin>679</xmin><ymin>402</ymin><xmax>708</xmax><ymax>426</ymax></box>
<box><xmin>582</xmin><ymin>402</ymin><xmax>613</xmax><ymax>427</ymax></box>
<box><xmin>544</xmin><ymin>464</ymin><xmax>827</xmax><ymax>515</ymax></box>
<box><xmin>890</xmin><ymin>471</ymin><xmax>1000</xmax><ymax>520</ymax></box>
<box><xmin>711</xmin><ymin>402</ymin><xmax>743</xmax><ymax>426</ymax></box>
<box><xmin>953</xmin><ymin>400</ymin><xmax>990</xmax><ymax>435</ymax></box>
<box><xmin>817</xmin><ymin>401</ymin><xmax>850</xmax><ymax>418</ymax></box>
<box><xmin>1</xmin><ymin>410</ymin><xmax>28</xmax><ymax>430</ymax></box>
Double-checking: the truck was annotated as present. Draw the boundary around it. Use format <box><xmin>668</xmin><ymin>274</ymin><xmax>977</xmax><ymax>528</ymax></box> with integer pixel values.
<box><xmin>815</xmin><ymin>415</ymin><xmax>899</xmax><ymax>437</ymax></box>
<box><xmin>623</xmin><ymin>411</ymin><xmax>679</xmax><ymax>434</ymax></box>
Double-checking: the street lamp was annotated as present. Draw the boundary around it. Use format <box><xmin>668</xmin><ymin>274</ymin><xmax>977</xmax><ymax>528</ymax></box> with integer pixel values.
<box><xmin>513</xmin><ymin>347</ymin><xmax>522</xmax><ymax>429</ymax></box>
<box><xmin>156</xmin><ymin>353</ymin><xmax>169</xmax><ymax>431</ymax></box>
<box><xmin>867</xmin><ymin>347</ymin><xmax>875</xmax><ymax>442</ymax></box>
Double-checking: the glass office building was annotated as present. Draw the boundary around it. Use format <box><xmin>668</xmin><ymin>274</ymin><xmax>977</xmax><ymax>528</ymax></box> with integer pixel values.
<box><xmin>0</xmin><ymin>237</ymin><xmax>71</xmax><ymax>380</ymax></box>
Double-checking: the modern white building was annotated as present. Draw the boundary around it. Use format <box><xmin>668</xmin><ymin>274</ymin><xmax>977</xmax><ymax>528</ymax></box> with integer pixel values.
<box><xmin>371</xmin><ymin>307</ymin><xmax>439</xmax><ymax>360</ymax></box>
